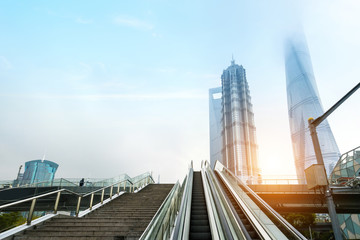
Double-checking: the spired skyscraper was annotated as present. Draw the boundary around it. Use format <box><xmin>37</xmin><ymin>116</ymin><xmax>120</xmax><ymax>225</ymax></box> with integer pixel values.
<box><xmin>209</xmin><ymin>59</ymin><xmax>259</xmax><ymax>180</ymax></box>
<box><xmin>284</xmin><ymin>33</ymin><xmax>341</xmax><ymax>182</ymax></box>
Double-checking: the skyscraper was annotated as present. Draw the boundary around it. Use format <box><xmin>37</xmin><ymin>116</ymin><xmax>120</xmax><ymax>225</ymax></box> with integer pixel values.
<box><xmin>284</xmin><ymin>33</ymin><xmax>341</xmax><ymax>182</ymax></box>
<box><xmin>209</xmin><ymin>87</ymin><xmax>223</xmax><ymax>169</ymax></box>
<box><xmin>220</xmin><ymin>60</ymin><xmax>259</xmax><ymax>179</ymax></box>
<box><xmin>21</xmin><ymin>160</ymin><xmax>59</xmax><ymax>185</ymax></box>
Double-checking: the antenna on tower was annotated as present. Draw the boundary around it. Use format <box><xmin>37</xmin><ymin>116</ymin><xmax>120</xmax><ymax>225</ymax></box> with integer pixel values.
<box><xmin>231</xmin><ymin>54</ymin><xmax>235</xmax><ymax>65</ymax></box>
<box><xmin>42</xmin><ymin>149</ymin><xmax>47</xmax><ymax>161</ymax></box>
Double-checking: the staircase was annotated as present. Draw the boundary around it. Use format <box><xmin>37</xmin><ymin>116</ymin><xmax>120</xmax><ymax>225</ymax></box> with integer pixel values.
<box><xmin>189</xmin><ymin>172</ymin><xmax>211</xmax><ymax>240</ymax></box>
<box><xmin>12</xmin><ymin>184</ymin><xmax>173</xmax><ymax>240</ymax></box>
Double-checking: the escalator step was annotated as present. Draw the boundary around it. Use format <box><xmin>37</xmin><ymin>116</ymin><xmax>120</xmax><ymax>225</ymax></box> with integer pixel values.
<box><xmin>189</xmin><ymin>232</ymin><xmax>211</xmax><ymax>240</ymax></box>
<box><xmin>190</xmin><ymin>219</ymin><xmax>209</xmax><ymax>226</ymax></box>
<box><xmin>190</xmin><ymin>225</ymin><xmax>210</xmax><ymax>233</ymax></box>
<box><xmin>191</xmin><ymin>215</ymin><xmax>208</xmax><ymax>220</ymax></box>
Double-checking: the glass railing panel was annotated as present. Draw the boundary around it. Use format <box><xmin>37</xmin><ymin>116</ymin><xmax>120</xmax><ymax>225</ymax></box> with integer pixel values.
<box><xmin>223</xmin><ymin>171</ymin><xmax>290</xmax><ymax>239</ymax></box>
<box><xmin>140</xmin><ymin>181</ymin><xmax>180</xmax><ymax>240</ymax></box>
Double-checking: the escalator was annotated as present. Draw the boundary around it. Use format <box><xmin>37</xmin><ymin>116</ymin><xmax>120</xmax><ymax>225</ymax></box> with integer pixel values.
<box><xmin>213</xmin><ymin>161</ymin><xmax>307</xmax><ymax>240</ymax></box>
<box><xmin>171</xmin><ymin>161</ymin><xmax>306</xmax><ymax>240</ymax></box>
<box><xmin>189</xmin><ymin>172</ymin><xmax>212</xmax><ymax>240</ymax></box>
<box><xmin>215</xmin><ymin>171</ymin><xmax>261</xmax><ymax>240</ymax></box>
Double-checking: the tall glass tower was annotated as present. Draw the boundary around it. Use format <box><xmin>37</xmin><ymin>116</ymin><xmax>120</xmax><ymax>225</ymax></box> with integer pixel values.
<box><xmin>221</xmin><ymin>60</ymin><xmax>259</xmax><ymax>180</ymax></box>
<box><xmin>284</xmin><ymin>34</ymin><xmax>341</xmax><ymax>182</ymax></box>
<box><xmin>209</xmin><ymin>87</ymin><xmax>223</xmax><ymax>169</ymax></box>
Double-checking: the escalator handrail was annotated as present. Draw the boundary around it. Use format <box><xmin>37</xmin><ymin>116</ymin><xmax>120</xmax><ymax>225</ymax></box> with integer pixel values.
<box><xmin>202</xmin><ymin>164</ymin><xmax>235</xmax><ymax>240</ymax></box>
<box><xmin>215</xmin><ymin>165</ymin><xmax>274</xmax><ymax>239</ymax></box>
<box><xmin>200</xmin><ymin>166</ymin><xmax>223</xmax><ymax>240</ymax></box>
<box><xmin>215</xmin><ymin>161</ymin><xmax>307</xmax><ymax>240</ymax></box>
<box><xmin>139</xmin><ymin>181</ymin><xmax>181</xmax><ymax>240</ymax></box>
<box><xmin>172</xmin><ymin>166</ymin><xmax>193</xmax><ymax>240</ymax></box>
<box><xmin>204</xmin><ymin>162</ymin><xmax>251</xmax><ymax>240</ymax></box>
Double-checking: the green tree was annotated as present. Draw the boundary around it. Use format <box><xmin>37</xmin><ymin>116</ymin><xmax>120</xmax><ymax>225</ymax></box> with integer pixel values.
<box><xmin>283</xmin><ymin>213</ymin><xmax>316</xmax><ymax>229</ymax></box>
<box><xmin>0</xmin><ymin>212</ymin><xmax>26</xmax><ymax>232</ymax></box>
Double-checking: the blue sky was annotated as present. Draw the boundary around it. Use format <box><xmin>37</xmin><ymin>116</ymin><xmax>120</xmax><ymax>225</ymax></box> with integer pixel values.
<box><xmin>1</xmin><ymin>0</ymin><xmax>359</xmax><ymax>182</ymax></box>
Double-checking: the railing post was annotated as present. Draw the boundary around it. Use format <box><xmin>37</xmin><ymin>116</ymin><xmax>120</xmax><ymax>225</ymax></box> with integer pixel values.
<box><xmin>89</xmin><ymin>193</ymin><xmax>94</xmax><ymax>210</ymax></box>
<box><xmin>123</xmin><ymin>181</ymin><xmax>126</xmax><ymax>191</ymax></box>
<box><xmin>75</xmin><ymin>196</ymin><xmax>82</xmax><ymax>217</ymax></box>
<box><xmin>101</xmin><ymin>189</ymin><xmax>105</xmax><ymax>204</ymax></box>
<box><xmin>110</xmin><ymin>185</ymin><xmax>113</xmax><ymax>199</ymax></box>
<box><xmin>54</xmin><ymin>191</ymin><xmax>61</xmax><ymax>214</ymax></box>
<box><xmin>27</xmin><ymin>198</ymin><xmax>37</xmax><ymax>225</ymax></box>
<box><xmin>117</xmin><ymin>183</ymin><xmax>120</xmax><ymax>195</ymax></box>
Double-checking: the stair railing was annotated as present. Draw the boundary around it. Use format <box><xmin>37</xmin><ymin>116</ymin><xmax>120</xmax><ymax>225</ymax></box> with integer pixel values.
<box><xmin>0</xmin><ymin>173</ymin><xmax>154</xmax><ymax>227</ymax></box>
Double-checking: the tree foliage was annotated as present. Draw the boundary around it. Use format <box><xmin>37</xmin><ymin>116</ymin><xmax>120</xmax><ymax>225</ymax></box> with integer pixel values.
<box><xmin>0</xmin><ymin>212</ymin><xmax>26</xmax><ymax>232</ymax></box>
<box><xmin>282</xmin><ymin>212</ymin><xmax>316</xmax><ymax>229</ymax></box>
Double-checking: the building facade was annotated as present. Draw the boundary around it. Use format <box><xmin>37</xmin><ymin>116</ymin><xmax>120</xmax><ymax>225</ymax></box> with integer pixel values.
<box><xmin>220</xmin><ymin>60</ymin><xmax>259</xmax><ymax>180</ymax></box>
<box><xmin>21</xmin><ymin>160</ymin><xmax>59</xmax><ymax>185</ymax></box>
<box><xmin>284</xmin><ymin>34</ymin><xmax>341</xmax><ymax>182</ymax></box>
<box><xmin>330</xmin><ymin>146</ymin><xmax>360</xmax><ymax>239</ymax></box>
<box><xmin>209</xmin><ymin>87</ymin><xmax>223</xmax><ymax>169</ymax></box>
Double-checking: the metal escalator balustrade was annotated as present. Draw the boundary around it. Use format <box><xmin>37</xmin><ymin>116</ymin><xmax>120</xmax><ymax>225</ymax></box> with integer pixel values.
<box><xmin>202</xmin><ymin>161</ymin><xmax>248</xmax><ymax>240</ymax></box>
<box><xmin>215</xmin><ymin>171</ymin><xmax>262</xmax><ymax>240</ymax></box>
<box><xmin>172</xmin><ymin>163</ymin><xmax>193</xmax><ymax>240</ymax></box>
<box><xmin>214</xmin><ymin>160</ymin><xmax>307</xmax><ymax>240</ymax></box>
<box><xmin>139</xmin><ymin>180</ymin><xmax>181</xmax><ymax>240</ymax></box>
<box><xmin>173</xmin><ymin>161</ymin><xmax>247</xmax><ymax>240</ymax></box>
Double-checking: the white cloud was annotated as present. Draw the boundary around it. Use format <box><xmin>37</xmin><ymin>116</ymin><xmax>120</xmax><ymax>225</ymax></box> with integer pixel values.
<box><xmin>113</xmin><ymin>16</ymin><xmax>154</xmax><ymax>30</ymax></box>
<box><xmin>0</xmin><ymin>56</ymin><xmax>13</xmax><ymax>69</ymax></box>
<box><xmin>79</xmin><ymin>62</ymin><xmax>92</xmax><ymax>72</ymax></box>
<box><xmin>97</xmin><ymin>62</ymin><xmax>107</xmax><ymax>73</ymax></box>
<box><xmin>76</xmin><ymin>17</ymin><xmax>93</xmax><ymax>24</ymax></box>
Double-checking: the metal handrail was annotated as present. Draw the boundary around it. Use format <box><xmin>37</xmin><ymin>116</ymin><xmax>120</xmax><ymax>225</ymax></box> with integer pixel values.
<box><xmin>172</xmin><ymin>162</ymin><xmax>194</xmax><ymax>240</ymax></box>
<box><xmin>215</xmin><ymin>161</ymin><xmax>307</xmax><ymax>240</ymax></box>
<box><xmin>139</xmin><ymin>181</ymin><xmax>181</xmax><ymax>240</ymax></box>
<box><xmin>200</xmin><ymin>162</ymin><xmax>225</xmax><ymax>239</ymax></box>
<box><xmin>203</xmin><ymin>161</ymin><xmax>248</xmax><ymax>239</ymax></box>
<box><xmin>0</xmin><ymin>173</ymin><xmax>154</xmax><ymax>227</ymax></box>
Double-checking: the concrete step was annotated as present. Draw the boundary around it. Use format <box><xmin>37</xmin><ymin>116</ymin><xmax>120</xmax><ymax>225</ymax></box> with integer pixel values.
<box><xmin>44</xmin><ymin>220</ymin><xmax>151</xmax><ymax>226</ymax></box>
<box><xmin>14</xmin><ymin>237</ymin><xmax>121</xmax><ymax>240</ymax></box>
<box><xmin>20</xmin><ymin>230</ymin><xmax>143</xmax><ymax>237</ymax></box>
<box><xmin>48</xmin><ymin>217</ymin><xmax>153</xmax><ymax>223</ymax></box>
<box><xmin>32</xmin><ymin>225</ymin><xmax>146</xmax><ymax>232</ymax></box>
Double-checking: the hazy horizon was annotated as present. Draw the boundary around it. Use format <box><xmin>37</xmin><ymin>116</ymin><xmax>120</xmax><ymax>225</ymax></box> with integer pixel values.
<box><xmin>1</xmin><ymin>0</ymin><xmax>359</xmax><ymax>183</ymax></box>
